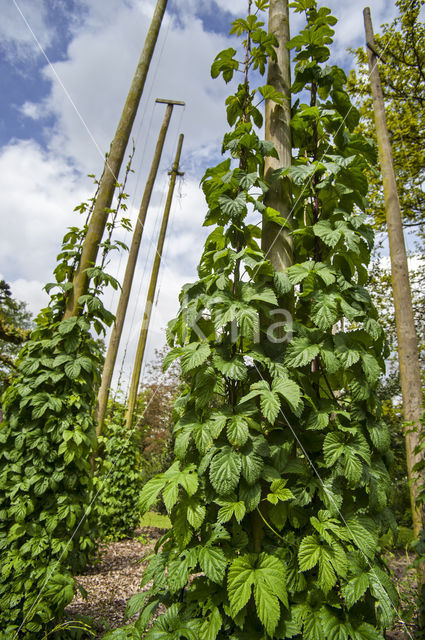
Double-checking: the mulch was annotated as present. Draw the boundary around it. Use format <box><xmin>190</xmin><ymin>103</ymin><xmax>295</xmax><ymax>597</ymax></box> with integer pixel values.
<box><xmin>65</xmin><ymin>527</ymin><xmax>165</xmax><ymax>637</ymax></box>
<box><xmin>65</xmin><ymin>529</ymin><xmax>419</xmax><ymax>639</ymax></box>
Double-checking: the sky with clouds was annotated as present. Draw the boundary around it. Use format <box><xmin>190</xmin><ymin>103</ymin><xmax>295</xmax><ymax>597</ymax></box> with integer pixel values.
<box><xmin>0</xmin><ymin>0</ymin><xmax>398</xmax><ymax>390</ymax></box>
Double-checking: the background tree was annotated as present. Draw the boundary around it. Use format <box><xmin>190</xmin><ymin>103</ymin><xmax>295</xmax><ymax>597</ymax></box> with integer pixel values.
<box><xmin>0</xmin><ymin>280</ymin><xmax>32</xmax><ymax>399</ymax></box>
<box><xmin>138</xmin><ymin>345</ymin><xmax>180</xmax><ymax>483</ymax></box>
<box><xmin>349</xmin><ymin>0</ymin><xmax>425</xmax><ymax>539</ymax></box>
<box><xmin>347</xmin><ymin>0</ymin><xmax>425</xmax><ymax>247</ymax></box>
<box><xmin>368</xmin><ymin>259</ymin><xmax>425</xmax><ymax>528</ymax></box>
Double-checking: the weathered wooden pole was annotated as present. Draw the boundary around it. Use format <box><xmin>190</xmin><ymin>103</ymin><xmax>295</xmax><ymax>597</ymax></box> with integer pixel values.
<box><xmin>364</xmin><ymin>7</ymin><xmax>424</xmax><ymax>539</ymax></box>
<box><xmin>125</xmin><ymin>133</ymin><xmax>184</xmax><ymax>430</ymax></box>
<box><xmin>261</xmin><ymin>0</ymin><xmax>292</xmax><ymax>273</ymax></box>
<box><xmin>96</xmin><ymin>99</ymin><xmax>184</xmax><ymax>437</ymax></box>
<box><xmin>63</xmin><ymin>0</ymin><xmax>168</xmax><ymax>319</ymax></box>
<box><xmin>253</xmin><ymin>0</ymin><xmax>292</xmax><ymax>552</ymax></box>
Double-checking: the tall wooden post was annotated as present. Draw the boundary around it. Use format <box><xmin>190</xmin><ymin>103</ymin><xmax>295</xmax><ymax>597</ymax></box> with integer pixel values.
<box><xmin>364</xmin><ymin>8</ymin><xmax>424</xmax><ymax>539</ymax></box>
<box><xmin>262</xmin><ymin>0</ymin><xmax>292</xmax><ymax>273</ymax></box>
<box><xmin>125</xmin><ymin>134</ymin><xmax>184</xmax><ymax>430</ymax></box>
<box><xmin>96</xmin><ymin>100</ymin><xmax>184</xmax><ymax>437</ymax></box>
<box><xmin>63</xmin><ymin>0</ymin><xmax>168</xmax><ymax>319</ymax></box>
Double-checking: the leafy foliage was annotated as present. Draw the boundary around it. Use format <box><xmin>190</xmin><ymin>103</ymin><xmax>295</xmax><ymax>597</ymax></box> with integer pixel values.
<box><xmin>94</xmin><ymin>411</ymin><xmax>144</xmax><ymax>542</ymax></box>
<box><xmin>347</xmin><ymin>0</ymin><xmax>425</xmax><ymax>247</ymax></box>
<box><xmin>0</xmin><ymin>280</ymin><xmax>32</xmax><ymax>397</ymax></box>
<box><xmin>106</xmin><ymin>1</ymin><xmax>396</xmax><ymax>639</ymax></box>
<box><xmin>137</xmin><ymin>345</ymin><xmax>181</xmax><ymax>488</ymax></box>
<box><xmin>0</xmin><ymin>174</ymin><xmax>130</xmax><ymax>637</ymax></box>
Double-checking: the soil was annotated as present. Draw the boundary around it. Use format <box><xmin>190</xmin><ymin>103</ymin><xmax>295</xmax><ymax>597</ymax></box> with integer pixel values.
<box><xmin>65</xmin><ymin>529</ymin><xmax>419</xmax><ymax>639</ymax></box>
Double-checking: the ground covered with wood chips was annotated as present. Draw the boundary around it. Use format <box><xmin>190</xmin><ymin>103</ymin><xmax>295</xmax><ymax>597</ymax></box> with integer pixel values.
<box><xmin>65</xmin><ymin>527</ymin><xmax>418</xmax><ymax>639</ymax></box>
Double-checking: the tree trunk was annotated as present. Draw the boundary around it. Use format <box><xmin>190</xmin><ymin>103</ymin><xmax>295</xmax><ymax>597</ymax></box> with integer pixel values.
<box><xmin>63</xmin><ymin>0</ymin><xmax>168</xmax><ymax>319</ymax></box>
<box><xmin>364</xmin><ymin>7</ymin><xmax>424</xmax><ymax>539</ymax></box>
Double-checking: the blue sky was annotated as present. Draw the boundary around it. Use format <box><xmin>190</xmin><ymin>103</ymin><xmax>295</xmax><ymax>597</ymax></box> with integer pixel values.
<box><xmin>0</xmin><ymin>0</ymin><xmax>398</xmax><ymax>386</ymax></box>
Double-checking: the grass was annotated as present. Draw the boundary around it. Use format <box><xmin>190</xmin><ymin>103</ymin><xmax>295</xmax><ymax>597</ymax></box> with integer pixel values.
<box><xmin>140</xmin><ymin>511</ymin><xmax>171</xmax><ymax>529</ymax></box>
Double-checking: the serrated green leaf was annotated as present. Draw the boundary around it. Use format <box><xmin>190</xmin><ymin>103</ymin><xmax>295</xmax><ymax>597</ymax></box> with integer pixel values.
<box><xmin>139</xmin><ymin>476</ymin><xmax>166</xmax><ymax>513</ymax></box>
<box><xmin>361</xmin><ymin>353</ymin><xmax>382</xmax><ymax>383</ymax></box>
<box><xmin>298</xmin><ymin>535</ymin><xmax>321</xmax><ymax>571</ymax></box>
<box><xmin>323</xmin><ymin>431</ymin><xmax>345</xmax><ymax>466</ymax></box>
<box><xmin>168</xmin><ymin>557</ymin><xmax>189</xmax><ymax>593</ymax></box>
<box><xmin>312</xmin><ymin>293</ymin><xmax>338</xmax><ymax>330</ymax></box>
<box><xmin>260</xmin><ymin>389</ymin><xmax>280</xmax><ymax>423</ymax></box>
<box><xmin>210</xmin><ymin>447</ymin><xmax>241</xmax><ymax>495</ymax></box>
<box><xmin>240</xmin><ymin>448</ymin><xmax>264</xmax><ymax>485</ymax></box>
<box><xmin>266</xmin><ymin>479</ymin><xmax>294</xmax><ymax>505</ymax></box>
<box><xmin>218</xmin><ymin>192</ymin><xmax>247</xmax><ymax>217</ymax></box>
<box><xmin>207</xmin><ymin>410</ymin><xmax>229</xmax><ymax>438</ymax></box>
<box><xmin>199</xmin><ymin>607</ymin><xmax>222</xmax><ymax>640</ymax></box>
<box><xmin>274</xmin><ymin>271</ymin><xmax>292</xmax><ymax>295</ymax></box>
<box><xmin>125</xmin><ymin>591</ymin><xmax>149</xmax><ymax>620</ymax></box>
<box><xmin>193</xmin><ymin>423</ymin><xmax>213</xmax><ymax>454</ymax></box>
<box><xmin>285</xmin><ymin>337</ymin><xmax>320</xmax><ymax>368</ymax></box>
<box><xmin>227</xmin><ymin>556</ymin><xmax>255</xmax><ymax>617</ymax></box>
<box><xmin>344</xmin><ymin>448</ymin><xmax>363</xmax><ymax>483</ymax></box>
<box><xmin>368</xmin><ymin>421</ymin><xmax>390</xmax><ymax>454</ymax></box>
<box><xmin>239</xmin><ymin>481</ymin><xmax>261</xmax><ymax>512</ymax></box>
<box><xmin>313</xmin><ymin>220</ymin><xmax>341</xmax><ymax>247</ymax></box>
<box><xmin>368</xmin><ymin>569</ymin><xmax>395</xmax><ymax>626</ymax></box>
<box><xmin>64</xmin><ymin>360</ymin><xmax>81</xmax><ymax>379</ymax></box>
<box><xmin>227</xmin><ymin>553</ymin><xmax>287</xmax><ymax>635</ymax></box>
<box><xmin>213</xmin><ymin>354</ymin><xmax>247</xmax><ymax>380</ymax></box>
<box><xmin>350</xmin><ymin>622</ymin><xmax>385</xmax><ymax>640</ymax></box>
<box><xmin>162</xmin><ymin>482</ymin><xmax>179</xmax><ymax>514</ymax></box>
<box><xmin>346</xmin><ymin>517</ymin><xmax>378</xmax><ymax>559</ymax></box>
<box><xmin>317</xmin><ymin>548</ymin><xmax>337</xmax><ymax>593</ymax></box>
<box><xmin>180</xmin><ymin>342</ymin><xmax>211</xmax><ymax>373</ymax></box>
<box><xmin>272</xmin><ymin>376</ymin><xmax>302</xmax><ymax>415</ymax></box>
<box><xmin>186</xmin><ymin>500</ymin><xmax>205</xmax><ymax>529</ymax></box>
<box><xmin>227</xmin><ymin>415</ymin><xmax>249</xmax><ymax>446</ymax></box>
<box><xmin>342</xmin><ymin>572</ymin><xmax>369</xmax><ymax>608</ymax></box>
<box><xmin>217</xmin><ymin>498</ymin><xmax>246</xmax><ymax>523</ymax></box>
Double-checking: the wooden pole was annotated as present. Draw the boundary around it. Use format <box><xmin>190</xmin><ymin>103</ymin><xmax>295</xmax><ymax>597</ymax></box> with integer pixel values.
<box><xmin>364</xmin><ymin>7</ymin><xmax>424</xmax><ymax>539</ymax></box>
<box><xmin>95</xmin><ymin>100</ymin><xmax>184</xmax><ymax>437</ymax></box>
<box><xmin>261</xmin><ymin>0</ymin><xmax>292</xmax><ymax>273</ymax></box>
<box><xmin>63</xmin><ymin>0</ymin><xmax>168</xmax><ymax>319</ymax></box>
<box><xmin>124</xmin><ymin>133</ymin><xmax>184</xmax><ymax>430</ymax></box>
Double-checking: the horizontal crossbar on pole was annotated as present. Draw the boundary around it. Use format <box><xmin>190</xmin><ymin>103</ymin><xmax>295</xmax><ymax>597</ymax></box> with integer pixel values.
<box><xmin>155</xmin><ymin>98</ymin><xmax>185</xmax><ymax>106</ymax></box>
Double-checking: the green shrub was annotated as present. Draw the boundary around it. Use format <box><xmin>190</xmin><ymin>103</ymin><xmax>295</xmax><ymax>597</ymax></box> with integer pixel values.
<box><xmin>95</xmin><ymin>418</ymin><xmax>144</xmax><ymax>541</ymax></box>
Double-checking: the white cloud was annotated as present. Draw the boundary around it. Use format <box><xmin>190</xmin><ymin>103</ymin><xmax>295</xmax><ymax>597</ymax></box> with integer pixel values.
<box><xmin>0</xmin><ymin>139</ymin><xmax>90</xmax><ymax>283</ymax></box>
<box><xmin>0</xmin><ymin>0</ymin><xmax>53</xmax><ymax>63</ymax></box>
<box><xmin>8</xmin><ymin>278</ymin><xmax>48</xmax><ymax>316</ymax></box>
<box><xmin>1</xmin><ymin>0</ymin><xmax>403</xmax><ymax>382</ymax></box>
<box><xmin>19</xmin><ymin>100</ymin><xmax>48</xmax><ymax>120</ymax></box>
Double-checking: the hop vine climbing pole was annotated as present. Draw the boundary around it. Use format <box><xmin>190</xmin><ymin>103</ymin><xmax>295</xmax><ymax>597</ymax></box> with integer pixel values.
<box><xmin>364</xmin><ymin>7</ymin><xmax>424</xmax><ymax>542</ymax></box>
<box><xmin>125</xmin><ymin>133</ymin><xmax>185</xmax><ymax>431</ymax></box>
<box><xmin>262</xmin><ymin>0</ymin><xmax>292</xmax><ymax>273</ymax></box>
<box><xmin>96</xmin><ymin>99</ymin><xmax>185</xmax><ymax>438</ymax></box>
<box><xmin>105</xmin><ymin>2</ymin><xmax>399</xmax><ymax>639</ymax></box>
<box><xmin>63</xmin><ymin>0</ymin><xmax>168</xmax><ymax>320</ymax></box>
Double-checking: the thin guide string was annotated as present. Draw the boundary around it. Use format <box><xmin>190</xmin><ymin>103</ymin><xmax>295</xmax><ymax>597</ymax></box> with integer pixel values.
<box><xmin>250</xmin><ymin>361</ymin><xmax>414</xmax><ymax>638</ymax></box>
<box><xmin>12</xmin><ymin>364</ymin><xmax>172</xmax><ymax>637</ymax></box>
<box><xmin>254</xmin><ymin>2</ymin><xmax>416</xmax><ymax>277</ymax></box>
<box><xmin>11</xmin><ymin>1</ymin><xmax>412</xmax><ymax>635</ymax></box>
<box><xmin>108</xmin><ymin>9</ymin><xmax>174</xmax><ymax>313</ymax></box>
<box><xmin>12</xmin><ymin>0</ymin><xmax>118</xmax><ymax>181</ymax></box>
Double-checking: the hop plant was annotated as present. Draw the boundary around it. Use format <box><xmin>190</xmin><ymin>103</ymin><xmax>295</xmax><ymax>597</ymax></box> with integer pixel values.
<box><xmin>105</xmin><ymin>1</ymin><xmax>398</xmax><ymax>639</ymax></box>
